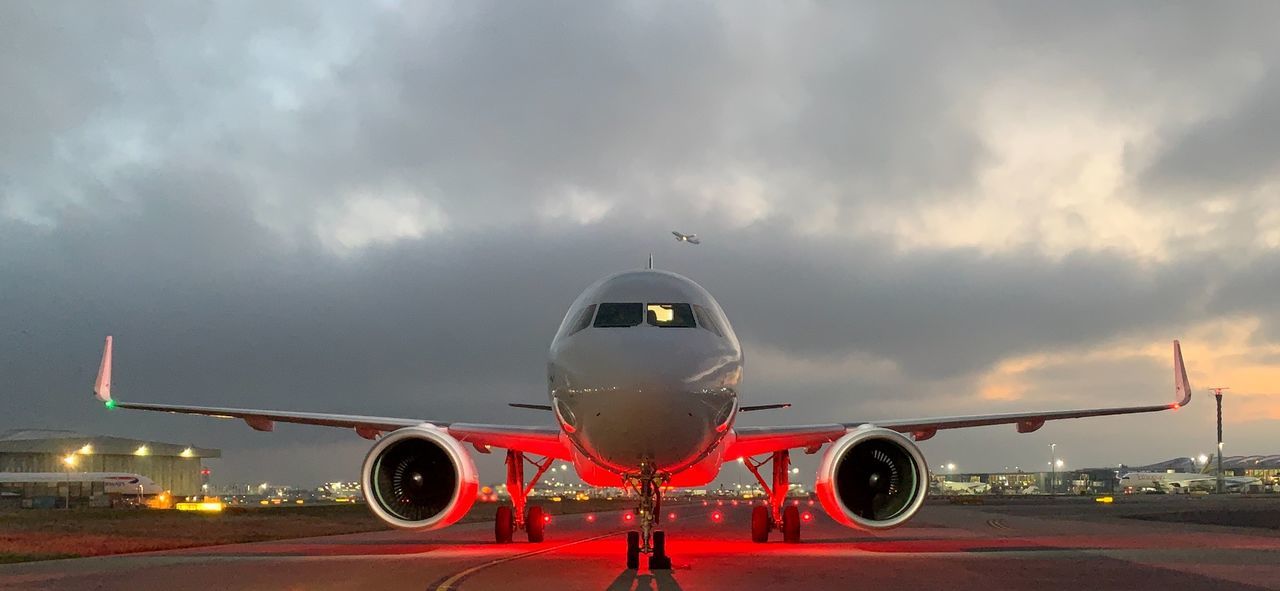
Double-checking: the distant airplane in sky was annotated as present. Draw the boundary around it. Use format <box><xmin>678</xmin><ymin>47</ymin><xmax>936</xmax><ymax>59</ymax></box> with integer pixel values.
<box><xmin>90</xmin><ymin>269</ymin><xmax>1192</xmax><ymax>570</ymax></box>
<box><xmin>672</xmin><ymin>231</ymin><xmax>700</xmax><ymax>244</ymax></box>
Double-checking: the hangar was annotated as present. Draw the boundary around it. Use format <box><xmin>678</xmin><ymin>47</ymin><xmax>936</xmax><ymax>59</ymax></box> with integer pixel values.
<box><xmin>0</xmin><ymin>429</ymin><xmax>219</xmax><ymax>505</ymax></box>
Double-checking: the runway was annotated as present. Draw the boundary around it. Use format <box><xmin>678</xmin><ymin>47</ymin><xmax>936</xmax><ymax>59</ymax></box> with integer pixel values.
<box><xmin>3</xmin><ymin>497</ymin><xmax>1280</xmax><ymax>590</ymax></box>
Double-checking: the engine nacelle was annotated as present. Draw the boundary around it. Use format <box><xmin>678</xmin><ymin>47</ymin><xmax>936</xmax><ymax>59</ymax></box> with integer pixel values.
<box><xmin>361</xmin><ymin>425</ymin><xmax>478</xmax><ymax>530</ymax></box>
<box><xmin>815</xmin><ymin>426</ymin><xmax>929</xmax><ymax>530</ymax></box>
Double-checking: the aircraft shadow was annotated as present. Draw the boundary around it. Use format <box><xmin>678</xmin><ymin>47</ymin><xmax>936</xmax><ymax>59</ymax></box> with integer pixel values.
<box><xmin>605</xmin><ymin>569</ymin><xmax>683</xmax><ymax>591</ymax></box>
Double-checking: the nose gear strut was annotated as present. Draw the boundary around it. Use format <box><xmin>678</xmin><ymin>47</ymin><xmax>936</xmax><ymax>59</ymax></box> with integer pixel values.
<box><xmin>623</xmin><ymin>466</ymin><xmax>672</xmax><ymax>569</ymax></box>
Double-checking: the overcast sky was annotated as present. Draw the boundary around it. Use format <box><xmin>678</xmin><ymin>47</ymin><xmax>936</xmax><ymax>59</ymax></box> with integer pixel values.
<box><xmin>3</xmin><ymin>1</ymin><xmax>1279</xmax><ymax>487</ymax></box>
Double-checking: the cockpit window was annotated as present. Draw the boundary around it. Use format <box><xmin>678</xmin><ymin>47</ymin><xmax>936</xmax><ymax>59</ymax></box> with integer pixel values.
<box><xmin>692</xmin><ymin>304</ymin><xmax>723</xmax><ymax>336</ymax></box>
<box><xmin>646</xmin><ymin>303</ymin><xmax>696</xmax><ymax>327</ymax></box>
<box><xmin>593</xmin><ymin>302</ymin><xmax>643</xmax><ymax>327</ymax></box>
<box><xmin>567</xmin><ymin>304</ymin><xmax>596</xmax><ymax>335</ymax></box>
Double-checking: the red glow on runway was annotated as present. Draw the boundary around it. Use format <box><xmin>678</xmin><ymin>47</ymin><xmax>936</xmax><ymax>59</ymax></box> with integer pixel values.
<box><xmin>808</xmin><ymin>500</ymin><xmax>815</xmax><ymax>506</ymax></box>
<box><xmin>802</xmin><ymin>512</ymin><xmax>814</xmax><ymax>522</ymax></box>
<box><xmin>702</xmin><ymin>501</ymin><xmax>708</xmax><ymax>506</ymax></box>
<box><xmin>792</xmin><ymin>499</ymin><xmax>800</xmax><ymax>506</ymax></box>
<box><xmin>731</xmin><ymin>500</ymin><xmax>738</xmax><ymax>506</ymax></box>
<box><xmin>585</xmin><ymin>514</ymin><xmax>595</xmax><ymax>522</ymax></box>
<box><xmin>711</xmin><ymin>510</ymin><xmax>723</xmax><ymax>523</ymax></box>
<box><xmin>543</xmin><ymin>515</ymin><xmax>552</xmax><ymax>524</ymax></box>
<box><xmin>623</xmin><ymin>512</ymin><xmax>634</xmax><ymax>522</ymax></box>
<box><xmin>716</xmin><ymin>500</ymin><xmax>723</xmax><ymax>506</ymax></box>
<box><xmin>668</xmin><ymin>512</ymin><xmax>676</xmax><ymax>520</ymax></box>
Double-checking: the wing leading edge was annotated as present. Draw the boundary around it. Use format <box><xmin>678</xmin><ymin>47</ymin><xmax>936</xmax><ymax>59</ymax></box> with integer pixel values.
<box><xmin>91</xmin><ymin>336</ymin><xmax>569</xmax><ymax>459</ymax></box>
<box><xmin>727</xmin><ymin>340</ymin><xmax>1193</xmax><ymax>458</ymax></box>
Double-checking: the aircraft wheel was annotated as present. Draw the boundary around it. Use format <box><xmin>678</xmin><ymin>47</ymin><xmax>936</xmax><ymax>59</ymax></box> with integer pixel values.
<box><xmin>625</xmin><ymin>531</ymin><xmax>640</xmax><ymax>570</ymax></box>
<box><xmin>649</xmin><ymin>530</ymin><xmax>672</xmax><ymax>570</ymax></box>
<box><xmin>782</xmin><ymin>505</ymin><xmax>801</xmax><ymax>543</ymax></box>
<box><xmin>751</xmin><ymin>505</ymin><xmax>770</xmax><ymax>543</ymax></box>
<box><xmin>495</xmin><ymin>506</ymin><xmax>514</xmax><ymax>543</ymax></box>
<box><xmin>526</xmin><ymin>505</ymin><xmax>545</xmax><ymax>543</ymax></box>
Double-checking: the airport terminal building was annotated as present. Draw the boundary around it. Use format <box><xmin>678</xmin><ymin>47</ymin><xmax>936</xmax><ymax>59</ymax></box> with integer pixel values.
<box><xmin>0</xmin><ymin>429</ymin><xmax>219</xmax><ymax>505</ymax></box>
<box><xmin>936</xmin><ymin>455</ymin><xmax>1280</xmax><ymax>495</ymax></box>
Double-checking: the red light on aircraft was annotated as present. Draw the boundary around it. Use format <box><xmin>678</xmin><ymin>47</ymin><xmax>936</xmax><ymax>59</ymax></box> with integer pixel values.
<box><xmin>792</xmin><ymin>499</ymin><xmax>800</xmax><ymax>506</ymax></box>
<box><xmin>702</xmin><ymin>501</ymin><xmax>708</xmax><ymax>506</ymax></box>
<box><xmin>585</xmin><ymin>514</ymin><xmax>596</xmax><ymax>523</ymax></box>
<box><xmin>808</xmin><ymin>500</ymin><xmax>815</xmax><ymax>506</ymax></box>
<box><xmin>711</xmin><ymin>511</ymin><xmax>723</xmax><ymax>522</ymax></box>
<box><xmin>543</xmin><ymin>514</ymin><xmax>552</xmax><ymax>524</ymax></box>
<box><xmin>1172</xmin><ymin>403</ymin><xmax>1181</xmax><ymax>410</ymax></box>
<box><xmin>801</xmin><ymin>512</ymin><xmax>814</xmax><ymax>523</ymax></box>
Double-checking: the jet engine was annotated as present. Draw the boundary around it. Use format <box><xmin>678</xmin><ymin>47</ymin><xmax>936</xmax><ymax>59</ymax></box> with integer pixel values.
<box><xmin>815</xmin><ymin>426</ymin><xmax>929</xmax><ymax>530</ymax></box>
<box><xmin>361</xmin><ymin>425</ymin><xmax>478</xmax><ymax>530</ymax></box>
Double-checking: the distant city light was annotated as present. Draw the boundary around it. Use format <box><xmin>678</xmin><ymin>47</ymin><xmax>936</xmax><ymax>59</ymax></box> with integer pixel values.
<box><xmin>134</xmin><ymin>445</ymin><xmax>150</xmax><ymax>456</ymax></box>
<box><xmin>180</xmin><ymin>447</ymin><xmax>195</xmax><ymax>458</ymax></box>
<box><xmin>62</xmin><ymin>454</ymin><xmax>77</xmax><ymax>467</ymax></box>
<box><xmin>78</xmin><ymin>444</ymin><xmax>93</xmax><ymax>455</ymax></box>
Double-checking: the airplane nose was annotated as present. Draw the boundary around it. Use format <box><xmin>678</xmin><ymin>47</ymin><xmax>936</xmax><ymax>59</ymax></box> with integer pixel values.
<box><xmin>550</xmin><ymin>331</ymin><xmax>741</xmax><ymax>473</ymax></box>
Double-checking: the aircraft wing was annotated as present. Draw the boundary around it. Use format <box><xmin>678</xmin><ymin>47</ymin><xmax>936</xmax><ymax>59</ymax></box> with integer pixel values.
<box><xmin>91</xmin><ymin>337</ymin><xmax>570</xmax><ymax>459</ymax></box>
<box><xmin>727</xmin><ymin>340</ymin><xmax>1192</xmax><ymax>459</ymax></box>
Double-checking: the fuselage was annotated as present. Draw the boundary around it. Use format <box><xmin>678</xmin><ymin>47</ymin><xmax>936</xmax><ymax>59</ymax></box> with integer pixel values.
<box><xmin>0</xmin><ymin>472</ymin><xmax>162</xmax><ymax>495</ymax></box>
<box><xmin>547</xmin><ymin>270</ymin><xmax>742</xmax><ymax>486</ymax></box>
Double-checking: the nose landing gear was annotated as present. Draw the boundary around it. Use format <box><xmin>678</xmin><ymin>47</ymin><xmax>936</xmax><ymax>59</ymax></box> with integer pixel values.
<box><xmin>624</xmin><ymin>468</ymin><xmax>672</xmax><ymax>570</ymax></box>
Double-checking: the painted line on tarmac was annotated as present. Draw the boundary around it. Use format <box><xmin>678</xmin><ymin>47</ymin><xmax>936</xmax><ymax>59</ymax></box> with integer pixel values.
<box><xmin>986</xmin><ymin>519</ymin><xmax>1012</xmax><ymax>530</ymax></box>
<box><xmin>431</xmin><ymin>531</ymin><xmax>619</xmax><ymax>591</ymax></box>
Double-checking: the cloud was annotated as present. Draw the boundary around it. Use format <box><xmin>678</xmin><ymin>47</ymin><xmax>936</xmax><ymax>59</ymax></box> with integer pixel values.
<box><xmin>3</xmin><ymin>2</ymin><xmax>1280</xmax><ymax>484</ymax></box>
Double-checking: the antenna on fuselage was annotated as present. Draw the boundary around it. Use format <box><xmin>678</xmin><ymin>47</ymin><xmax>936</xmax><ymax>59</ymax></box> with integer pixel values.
<box><xmin>648</xmin><ymin>253</ymin><xmax>654</xmax><ymax>269</ymax></box>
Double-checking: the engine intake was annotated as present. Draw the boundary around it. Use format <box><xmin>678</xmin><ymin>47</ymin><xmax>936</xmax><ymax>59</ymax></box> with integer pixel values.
<box><xmin>816</xmin><ymin>426</ymin><xmax>928</xmax><ymax>530</ymax></box>
<box><xmin>361</xmin><ymin>425</ymin><xmax>478</xmax><ymax>530</ymax></box>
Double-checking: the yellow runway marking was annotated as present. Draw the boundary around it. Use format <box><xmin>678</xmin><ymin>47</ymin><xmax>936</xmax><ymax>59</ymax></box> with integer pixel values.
<box><xmin>433</xmin><ymin>531</ymin><xmax>619</xmax><ymax>591</ymax></box>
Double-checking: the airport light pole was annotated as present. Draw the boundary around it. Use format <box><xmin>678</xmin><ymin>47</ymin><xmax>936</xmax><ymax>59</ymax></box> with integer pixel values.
<box><xmin>1049</xmin><ymin>443</ymin><xmax>1057</xmax><ymax>495</ymax></box>
<box><xmin>61</xmin><ymin>453</ymin><xmax>77</xmax><ymax>510</ymax></box>
<box><xmin>1209</xmin><ymin>387</ymin><xmax>1228</xmax><ymax>494</ymax></box>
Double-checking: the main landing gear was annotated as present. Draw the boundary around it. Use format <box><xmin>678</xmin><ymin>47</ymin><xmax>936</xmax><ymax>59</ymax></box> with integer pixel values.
<box><xmin>623</xmin><ymin>467</ymin><xmax>672</xmax><ymax>570</ymax></box>
<box><xmin>743</xmin><ymin>450</ymin><xmax>801</xmax><ymax>543</ymax></box>
<box><xmin>495</xmin><ymin>450</ymin><xmax>552</xmax><ymax>543</ymax></box>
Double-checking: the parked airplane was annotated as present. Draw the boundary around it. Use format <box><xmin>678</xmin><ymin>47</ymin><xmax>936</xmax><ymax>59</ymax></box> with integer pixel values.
<box><xmin>0</xmin><ymin>472</ymin><xmax>162</xmax><ymax>496</ymax></box>
<box><xmin>1120</xmin><ymin>471</ymin><xmax>1260</xmax><ymax>493</ymax></box>
<box><xmin>90</xmin><ymin>268</ymin><xmax>1192</xmax><ymax>569</ymax></box>
<box><xmin>671</xmin><ymin>231</ymin><xmax>700</xmax><ymax>244</ymax></box>
<box><xmin>935</xmin><ymin>480</ymin><xmax>991</xmax><ymax>495</ymax></box>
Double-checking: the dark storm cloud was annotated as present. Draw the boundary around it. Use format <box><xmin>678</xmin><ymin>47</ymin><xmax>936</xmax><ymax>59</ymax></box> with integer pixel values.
<box><xmin>1143</xmin><ymin>70</ymin><xmax>1280</xmax><ymax>193</ymax></box>
<box><xmin>3</xmin><ymin>1</ymin><xmax>1280</xmax><ymax>483</ymax></box>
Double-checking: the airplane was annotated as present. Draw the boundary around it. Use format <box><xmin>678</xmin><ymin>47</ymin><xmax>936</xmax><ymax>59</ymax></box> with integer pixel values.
<box><xmin>1119</xmin><ymin>471</ymin><xmax>1260</xmax><ymax>493</ymax></box>
<box><xmin>935</xmin><ymin>480</ymin><xmax>990</xmax><ymax>495</ymax></box>
<box><xmin>0</xmin><ymin>472</ymin><xmax>162</xmax><ymax>496</ymax></box>
<box><xmin>89</xmin><ymin>268</ymin><xmax>1193</xmax><ymax>570</ymax></box>
<box><xmin>671</xmin><ymin>231</ymin><xmax>700</xmax><ymax>245</ymax></box>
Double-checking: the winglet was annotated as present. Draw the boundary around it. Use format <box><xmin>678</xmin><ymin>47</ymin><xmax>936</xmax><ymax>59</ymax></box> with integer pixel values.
<box><xmin>94</xmin><ymin>336</ymin><xmax>113</xmax><ymax>405</ymax></box>
<box><xmin>1172</xmin><ymin>340</ymin><xmax>1191</xmax><ymax>409</ymax></box>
